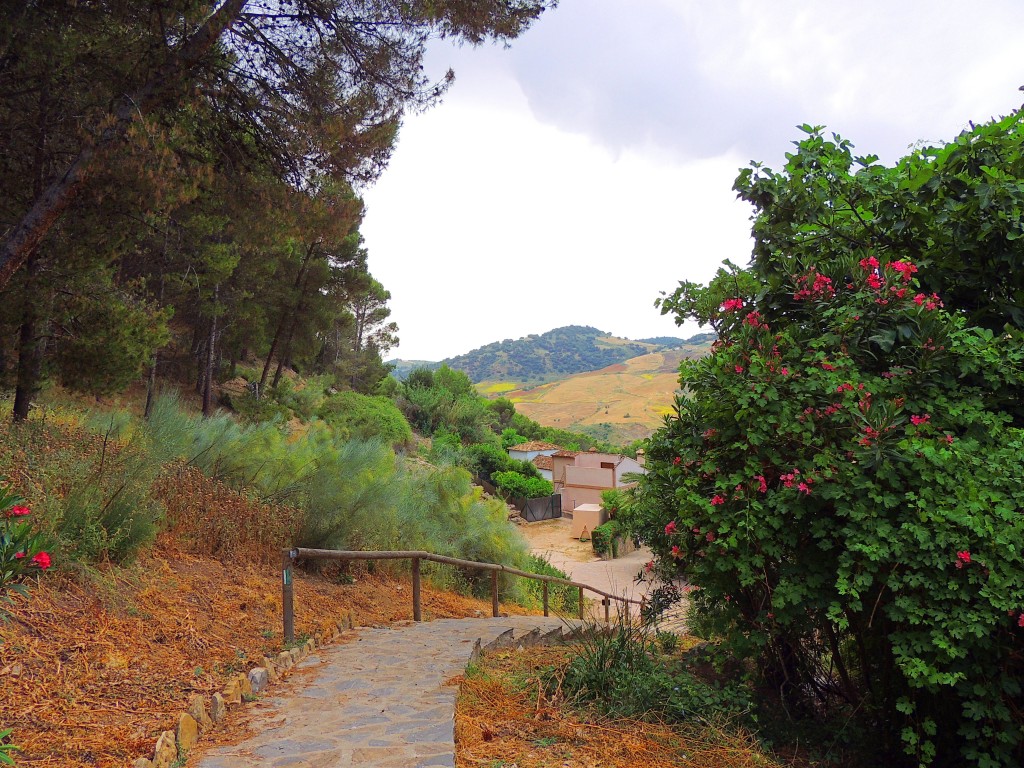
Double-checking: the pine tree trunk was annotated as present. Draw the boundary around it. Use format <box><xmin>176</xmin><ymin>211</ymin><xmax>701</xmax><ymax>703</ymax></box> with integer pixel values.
<box><xmin>203</xmin><ymin>284</ymin><xmax>218</xmax><ymax>417</ymax></box>
<box><xmin>12</xmin><ymin>255</ymin><xmax>43</xmax><ymax>422</ymax></box>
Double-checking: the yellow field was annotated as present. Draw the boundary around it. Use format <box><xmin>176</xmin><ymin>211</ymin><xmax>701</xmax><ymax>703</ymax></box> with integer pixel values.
<box><xmin>495</xmin><ymin>350</ymin><xmax>693</xmax><ymax>443</ymax></box>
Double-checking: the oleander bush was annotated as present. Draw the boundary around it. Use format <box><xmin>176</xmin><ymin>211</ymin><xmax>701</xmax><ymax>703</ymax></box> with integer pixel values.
<box><xmin>627</xmin><ymin>114</ymin><xmax>1024</xmax><ymax>766</ymax></box>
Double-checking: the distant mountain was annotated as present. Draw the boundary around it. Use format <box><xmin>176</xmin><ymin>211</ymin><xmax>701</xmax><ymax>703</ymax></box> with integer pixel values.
<box><xmin>440</xmin><ymin>326</ymin><xmax>688</xmax><ymax>384</ymax></box>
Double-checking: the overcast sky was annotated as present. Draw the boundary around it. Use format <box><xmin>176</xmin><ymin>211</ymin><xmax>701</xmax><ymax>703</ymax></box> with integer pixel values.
<box><xmin>360</xmin><ymin>0</ymin><xmax>1024</xmax><ymax>362</ymax></box>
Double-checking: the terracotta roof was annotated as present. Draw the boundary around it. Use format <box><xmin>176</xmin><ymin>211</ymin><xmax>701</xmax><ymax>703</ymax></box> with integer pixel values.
<box><xmin>507</xmin><ymin>441</ymin><xmax>562</xmax><ymax>452</ymax></box>
<box><xmin>552</xmin><ymin>450</ymin><xmax>582</xmax><ymax>458</ymax></box>
<box><xmin>532</xmin><ymin>455</ymin><xmax>554</xmax><ymax>471</ymax></box>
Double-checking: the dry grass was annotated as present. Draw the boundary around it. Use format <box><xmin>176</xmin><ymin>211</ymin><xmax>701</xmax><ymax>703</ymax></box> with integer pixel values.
<box><xmin>505</xmin><ymin>352</ymin><xmax>690</xmax><ymax>443</ymax></box>
<box><xmin>456</xmin><ymin>646</ymin><xmax>787</xmax><ymax>768</ymax></box>
<box><xmin>0</xmin><ymin>540</ymin><xmax>536</xmax><ymax>768</ymax></box>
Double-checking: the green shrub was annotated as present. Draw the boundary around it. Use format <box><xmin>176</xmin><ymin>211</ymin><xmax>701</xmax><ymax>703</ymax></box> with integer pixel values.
<box><xmin>491</xmin><ymin>470</ymin><xmax>552</xmax><ymax>499</ymax></box>
<box><xmin>590</xmin><ymin>519</ymin><xmax>620</xmax><ymax>558</ymax></box>
<box><xmin>317</xmin><ymin>391</ymin><xmax>412</xmax><ymax>448</ymax></box>
<box><xmin>633</xmin><ymin>115</ymin><xmax>1024</xmax><ymax>766</ymax></box>
<box><xmin>554</xmin><ymin>617</ymin><xmax>751</xmax><ymax>725</ymax></box>
<box><xmin>519</xmin><ymin>554</ymin><xmax>579</xmax><ymax>615</ymax></box>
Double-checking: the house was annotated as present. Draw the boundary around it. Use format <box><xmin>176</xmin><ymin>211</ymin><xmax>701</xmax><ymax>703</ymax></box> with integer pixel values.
<box><xmin>551</xmin><ymin>449</ymin><xmax>647</xmax><ymax>511</ymax></box>
<box><xmin>531</xmin><ymin>454</ymin><xmax>554</xmax><ymax>481</ymax></box>
<box><xmin>507</xmin><ymin>441</ymin><xmax>563</xmax><ymax>463</ymax></box>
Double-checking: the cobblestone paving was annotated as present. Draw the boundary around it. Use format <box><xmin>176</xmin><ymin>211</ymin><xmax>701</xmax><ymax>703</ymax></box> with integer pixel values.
<box><xmin>197</xmin><ymin>616</ymin><xmax>576</xmax><ymax>768</ymax></box>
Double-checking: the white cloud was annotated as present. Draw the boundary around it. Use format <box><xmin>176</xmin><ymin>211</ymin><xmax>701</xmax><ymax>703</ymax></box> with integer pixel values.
<box><xmin>361</xmin><ymin>1</ymin><xmax>1024</xmax><ymax>360</ymax></box>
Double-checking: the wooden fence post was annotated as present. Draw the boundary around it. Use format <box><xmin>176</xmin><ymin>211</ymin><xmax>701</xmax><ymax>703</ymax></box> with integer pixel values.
<box><xmin>491</xmin><ymin>570</ymin><xmax>499</xmax><ymax>617</ymax></box>
<box><xmin>578</xmin><ymin>587</ymin><xmax>584</xmax><ymax>620</ymax></box>
<box><xmin>412</xmin><ymin>557</ymin><xmax>422</xmax><ymax>622</ymax></box>
<box><xmin>604</xmin><ymin>596</ymin><xmax>610</xmax><ymax>624</ymax></box>
<box><xmin>282</xmin><ymin>549</ymin><xmax>295</xmax><ymax>644</ymax></box>
<box><xmin>542</xmin><ymin>581</ymin><xmax>549</xmax><ymax>617</ymax></box>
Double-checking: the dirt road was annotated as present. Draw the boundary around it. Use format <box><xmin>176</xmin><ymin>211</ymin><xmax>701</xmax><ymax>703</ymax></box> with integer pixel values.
<box><xmin>519</xmin><ymin>518</ymin><xmax>686</xmax><ymax>630</ymax></box>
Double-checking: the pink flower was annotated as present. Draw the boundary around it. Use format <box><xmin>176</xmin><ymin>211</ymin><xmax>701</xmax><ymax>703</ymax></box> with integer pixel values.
<box><xmin>670</xmin><ymin>546</ymin><xmax>681</xmax><ymax>559</ymax></box>
<box><xmin>710</xmin><ymin>495</ymin><xmax>726</xmax><ymax>506</ymax></box>
<box><xmin>14</xmin><ymin>552</ymin><xmax>24</xmax><ymax>559</ymax></box>
<box><xmin>910</xmin><ymin>414</ymin><xmax>930</xmax><ymax>426</ymax></box>
<box><xmin>7</xmin><ymin>505</ymin><xmax>30</xmax><ymax>517</ymax></box>
<box><xmin>734</xmin><ymin>365</ymin><xmax>744</xmax><ymax>374</ymax></box>
<box><xmin>888</xmin><ymin>261</ymin><xmax>918</xmax><ymax>282</ymax></box>
<box><xmin>957</xmin><ymin>551</ymin><xmax>971</xmax><ymax>565</ymax></box>
<box><xmin>673</xmin><ymin>456</ymin><xmax>681</xmax><ymax>465</ymax></box>
<box><xmin>721</xmin><ymin>298</ymin><xmax>745</xmax><ymax>312</ymax></box>
<box><xmin>866</xmin><ymin>273</ymin><xmax>883</xmax><ymax>290</ymax></box>
<box><xmin>664</xmin><ymin>521</ymin><xmax>677</xmax><ymax>535</ymax></box>
<box><xmin>913</xmin><ymin>293</ymin><xmax>926</xmax><ymax>306</ymax></box>
<box><xmin>859</xmin><ymin>256</ymin><xmax>880</xmax><ymax>270</ymax></box>
<box><xmin>755</xmin><ymin>475</ymin><xmax>767</xmax><ymax>493</ymax></box>
<box><xmin>644</xmin><ymin>561</ymin><xmax>654</xmax><ymax>573</ymax></box>
<box><xmin>797</xmin><ymin>482</ymin><xmax>811</xmax><ymax>495</ymax></box>
<box><xmin>32</xmin><ymin>551</ymin><xmax>51</xmax><ymax>570</ymax></box>
<box><xmin>780</xmin><ymin>367</ymin><xmax>789</xmax><ymax>376</ymax></box>
<box><xmin>945</xmin><ymin>434</ymin><xmax>955</xmax><ymax>445</ymax></box>
<box><xmin>705</xmin><ymin>531</ymin><xmax>716</xmax><ymax>542</ymax></box>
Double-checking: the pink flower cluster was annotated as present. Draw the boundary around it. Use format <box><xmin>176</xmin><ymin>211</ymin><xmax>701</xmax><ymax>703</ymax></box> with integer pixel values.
<box><xmin>3</xmin><ymin>504</ymin><xmax>53</xmax><ymax>571</ymax></box>
<box><xmin>743</xmin><ymin>311</ymin><xmax>769</xmax><ymax>330</ymax></box>
<box><xmin>910</xmin><ymin>414</ymin><xmax>930</xmax><ymax>426</ymax></box>
<box><xmin>721</xmin><ymin>298</ymin><xmax>745</xmax><ymax>312</ymax></box>
<box><xmin>888</xmin><ymin>260</ymin><xmax>918</xmax><ymax>283</ymax></box>
<box><xmin>793</xmin><ymin>270</ymin><xmax>836</xmax><ymax>301</ymax></box>
<box><xmin>913</xmin><ymin>293</ymin><xmax>943</xmax><ymax>310</ymax></box>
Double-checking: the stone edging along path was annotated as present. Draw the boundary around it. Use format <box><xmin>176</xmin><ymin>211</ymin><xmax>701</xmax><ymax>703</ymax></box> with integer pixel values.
<box><xmin>131</xmin><ymin>613</ymin><xmax>360</xmax><ymax>768</ymax></box>
<box><xmin>133</xmin><ymin>615</ymin><xmax>579</xmax><ymax>768</ymax></box>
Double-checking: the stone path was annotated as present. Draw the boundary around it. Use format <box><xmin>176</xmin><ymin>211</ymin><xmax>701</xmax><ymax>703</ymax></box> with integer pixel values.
<box><xmin>196</xmin><ymin>616</ymin><xmax>576</xmax><ymax>768</ymax></box>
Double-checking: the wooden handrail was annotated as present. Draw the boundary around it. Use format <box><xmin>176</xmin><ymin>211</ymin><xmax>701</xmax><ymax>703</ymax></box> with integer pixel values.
<box><xmin>281</xmin><ymin>547</ymin><xmax>644</xmax><ymax>643</ymax></box>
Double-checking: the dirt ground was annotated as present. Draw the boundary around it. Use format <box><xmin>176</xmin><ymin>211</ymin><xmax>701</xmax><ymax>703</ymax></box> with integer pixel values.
<box><xmin>518</xmin><ymin>517</ymin><xmax>687</xmax><ymax>630</ymax></box>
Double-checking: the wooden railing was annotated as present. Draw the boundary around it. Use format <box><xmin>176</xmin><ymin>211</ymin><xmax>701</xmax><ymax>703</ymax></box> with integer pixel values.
<box><xmin>281</xmin><ymin>547</ymin><xmax>644</xmax><ymax>644</ymax></box>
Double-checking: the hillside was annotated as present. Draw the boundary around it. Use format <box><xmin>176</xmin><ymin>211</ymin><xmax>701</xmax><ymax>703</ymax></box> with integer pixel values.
<box><xmin>392</xmin><ymin>326</ymin><xmax>690</xmax><ymax>384</ymax></box>
<box><xmin>495</xmin><ymin>334</ymin><xmax>714</xmax><ymax>443</ymax></box>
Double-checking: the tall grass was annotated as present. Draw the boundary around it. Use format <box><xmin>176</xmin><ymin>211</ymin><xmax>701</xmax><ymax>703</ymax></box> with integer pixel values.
<box><xmin>141</xmin><ymin>394</ymin><xmax>537</xmax><ymax>595</ymax></box>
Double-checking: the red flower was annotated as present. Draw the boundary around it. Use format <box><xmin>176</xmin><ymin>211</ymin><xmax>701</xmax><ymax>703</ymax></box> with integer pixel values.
<box><xmin>644</xmin><ymin>560</ymin><xmax>654</xmax><ymax>573</ymax></box>
<box><xmin>780</xmin><ymin>367</ymin><xmax>789</xmax><ymax>376</ymax></box>
<box><xmin>710</xmin><ymin>495</ymin><xmax>726</xmax><ymax>506</ymax></box>
<box><xmin>821</xmin><ymin>363</ymin><xmax>836</xmax><ymax>371</ymax></box>
<box><xmin>721</xmin><ymin>298</ymin><xmax>744</xmax><ymax>312</ymax></box>
<box><xmin>6</xmin><ymin>505</ymin><xmax>30</xmax><ymax>517</ymax></box>
<box><xmin>910</xmin><ymin>414</ymin><xmax>930</xmax><ymax>426</ymax></box>
<box><xmin>734</xmin><ymin>365</ymin><xmax>744</xmax><ymax>374</ymax></box>
<box><xmin>705</xmin><ymin>531</ymin><xmax>716</xmax><ymax>542</ymax></box>
<box><xmin>888</xmin><ymin>261</ymin><xmax>918</xmax><ymax>282</ymax></box>
<box><xmin>859</xmin><ymin>256</ymin><xmax>880</xmax><ymax>270</ymax></box>
<box><xmin>670</xmin><ymin>546</ymin><xmax>681</xmax><ymax>559</ymax></box>
<box><xmin>14</xmin><ymin>552</ymin><xmax>24</xmax><ymax>559</ymax></box>
<box><xmin>913</xmin><ymin>293</ymin><xmax>926</xmax><ymax>306</ymax></box>
<box><xmin>866</xmin><ymin>273</ymin><xmax>883</xmax><ymax>290</ymax></box>
<box><xmin>32</xmin><ymin>551</ymin><xmax>51</xmax><ymax>570</ymax></box>
<box><xmin>755</xmin><ymin>475</ymin><xmax>767</xmax><ymax>493</ymax></box>
<box><xmin>957</xmin><ymin>551</ymin><xmax>971</xmax><ymax>565</ymax></box>
<box><xmin>664</xmin><ymin>521</ymin><xmax>677</xmax><ymax>535</ymax></box>
<box><xmin>797</xmin><ymin>482</ymin><xmax>812</xmax><ymax>495</ymax></box>
<box><xmin>1018</xmin><ymin>614</ymin><xmax>1024</xmax><ymax>628</ymax></box>
<box><xmin>672</xmin><ymin>456</ymin><xmax>681</xmax><ymax>465</ymax></box>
